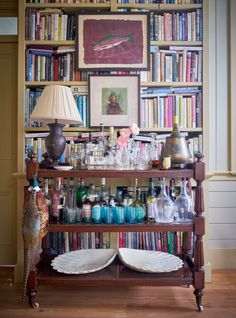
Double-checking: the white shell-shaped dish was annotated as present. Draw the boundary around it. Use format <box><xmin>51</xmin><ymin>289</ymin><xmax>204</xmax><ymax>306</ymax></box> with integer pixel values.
<box><xmin>118</xmin><ymin>248</ymin><xmax>183</xmax><ymax>273</ymax></box>
<box><xmin>51</xmin><ymin>249</ymin><xmax>117</xmax><ymax>274</ymax></box>
<box><xmin>53</xmin><ymin>165</ymin><xmax>73</xmax><ymax>171</ymax></box>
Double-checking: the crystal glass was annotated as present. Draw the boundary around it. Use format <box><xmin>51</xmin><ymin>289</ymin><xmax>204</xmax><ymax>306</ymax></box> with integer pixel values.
<box><xmin>174</xmin><ymin>179</ymin><xmax>194</xmax><ymax>222</ymax></box>
<box><xmin>64</xmin><ymin>187</ymin><xmax>78</xmax><ymax>224</ymax></box>
<box><xmin>155</xmin><ymin>178</ymin><xmax>174</xmax><ymax>223</ymax></box>
<box><xmin>149</xmin><ymin>132</ymin><xmax>159</xmax><ymax>161</ymax></box>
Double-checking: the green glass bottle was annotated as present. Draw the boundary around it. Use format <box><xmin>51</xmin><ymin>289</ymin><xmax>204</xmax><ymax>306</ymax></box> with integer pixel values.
<box><xmin>131</xmin><ymin>187</ymin><xmax>146</xmax><ymax>223</ymax></box>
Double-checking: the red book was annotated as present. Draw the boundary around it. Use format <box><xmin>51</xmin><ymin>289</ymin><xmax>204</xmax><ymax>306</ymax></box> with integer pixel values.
<box><xmin>72</xmin><ymin>232</ymin><xmax>78</xmax><ymax>250</ymax></box>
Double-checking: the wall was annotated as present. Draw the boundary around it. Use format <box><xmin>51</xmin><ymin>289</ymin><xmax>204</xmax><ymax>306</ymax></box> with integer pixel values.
<box><xmin>206</xmin><ymin>0</ymin><xmax>236</xmax><ymax>269</ymax></box>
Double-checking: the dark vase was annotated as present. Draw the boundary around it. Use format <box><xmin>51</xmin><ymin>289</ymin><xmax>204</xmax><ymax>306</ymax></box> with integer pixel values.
<box><xmin>45</xmin><ymin>123</ymin><xmax>66</xmax><ymax>161</ymax></box>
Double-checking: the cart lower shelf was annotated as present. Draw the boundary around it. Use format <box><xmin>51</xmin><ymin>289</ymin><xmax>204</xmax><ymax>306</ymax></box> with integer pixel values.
<box><xmin>26</xmin><ymin>255</ymin><xmax>203</xmax><ymax>311</ymax></box>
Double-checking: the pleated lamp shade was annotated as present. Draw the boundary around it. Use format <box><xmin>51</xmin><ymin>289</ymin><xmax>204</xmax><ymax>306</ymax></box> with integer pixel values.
<box><xmin>30</xmin><ymin>85</ymin><xmax>82</xmax><ymax>162</ymax></box>
<box><xmin>30</xmin><ymin>85</ymin><xmax>82</xmax><ymax>124</ymax></box>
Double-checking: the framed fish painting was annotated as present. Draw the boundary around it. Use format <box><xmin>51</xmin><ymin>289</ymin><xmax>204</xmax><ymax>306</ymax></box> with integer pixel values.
<box><xmin>88</xmin><ymin>74</ymin><xmax>140</xmax><ymax>127</ymax></box>
<box><xmin>76</xmin><ymin>13</ymin><xmax>150</xmax><ymax>70</ymax></box>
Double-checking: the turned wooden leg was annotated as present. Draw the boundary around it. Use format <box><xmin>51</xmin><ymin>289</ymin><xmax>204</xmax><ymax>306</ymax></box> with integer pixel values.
<box><xmin>194</xmin><ymin>288</ymin><xmax>204</xmax><ymax>312</ymax></box>
<box><xmin>28</xmin><ymin>289</ymin><xmax>39</xmax><ymax>309</ymax></box>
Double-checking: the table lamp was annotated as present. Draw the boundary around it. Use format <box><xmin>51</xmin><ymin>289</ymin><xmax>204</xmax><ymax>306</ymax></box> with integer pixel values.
<box><xmin>30</xmin><ymin>85</ymin><xmax>82</xmax><ymax>162</ymax></box>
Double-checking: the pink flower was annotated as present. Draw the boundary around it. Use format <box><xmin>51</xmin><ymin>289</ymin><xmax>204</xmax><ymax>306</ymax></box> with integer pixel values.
<box><xmin>117</xmin><ymin>135</ymin><xmax>128</xmax><ymax>148</ymax></box>
<box><xmin>119</xmin><ymin>128</ymin><xmax>131</xmax><ymax>138</ymax></box>
<box><xmin>129</xmin><ymin>123</ymin><xmax>139</xmax><ymax>136</ymax></box>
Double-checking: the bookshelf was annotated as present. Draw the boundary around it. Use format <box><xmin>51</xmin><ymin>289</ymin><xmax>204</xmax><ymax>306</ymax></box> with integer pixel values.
<box><xmin>17</xmin><ymin>0</ymin><xmax>205</xmax><ymax>311</ymax></box>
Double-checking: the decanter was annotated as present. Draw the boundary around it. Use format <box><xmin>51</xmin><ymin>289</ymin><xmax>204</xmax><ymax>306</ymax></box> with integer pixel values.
<box><xmin>155</xmin><ymin>178</ymin><xmax>174</xmax><ymax>223</ymax></box>
<box><xmin>173</xmin><ymin>179</ymin><xmax>194</xmax><ymax>222</ymax></box>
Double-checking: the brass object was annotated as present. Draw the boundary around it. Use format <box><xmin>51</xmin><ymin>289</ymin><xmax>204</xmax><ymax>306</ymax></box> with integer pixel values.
<box><xmin>162</xmin><ymin>117</ymin><xmax>190</xmax><ymax>168</ymax></box>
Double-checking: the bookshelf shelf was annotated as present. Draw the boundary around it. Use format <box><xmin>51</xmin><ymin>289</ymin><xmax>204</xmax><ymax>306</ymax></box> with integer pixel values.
<box><xmin>116</xmin><ymin>3</ymin><xmax>202</xmax><ymax>11</ymax></box>
<box><xmin>36</xmin><ymin>256</ymin><xmax>193</xmax><ymax>286</ymax></box>
<box><xmin>25</xmin><ymin>3</ymin><xmax>111</xmax><ymax>9</ymax></box>
<box><xmin>25</xmin><ymin>81</ymin><xmax>87</xmax><ymax>87</ymax></box>
<box><xmin>48</xmin><ymin>222</ymin><xmax>193</xmax><ymax>233</ymax></box>
<box><xmin>142</xmin><ymin>82</ymin><xmax>203</xmax><ymax>87</ymax></box>
<box><xmin>151</xmin><ymin>41</ymin><xmax>203</xmax><ymax>46</ymax></box>
<box><xmin>25</xmin><ymin>40</ymin><xmax>75</xmax><ymax>46</ymax></box>
<box><xmin>24</xmin><ymin>127</ymin><xmax>203</xmax><ymax>133</ymax></box>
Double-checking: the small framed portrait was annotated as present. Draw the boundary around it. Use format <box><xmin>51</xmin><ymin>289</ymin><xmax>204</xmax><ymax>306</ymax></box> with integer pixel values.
<box><xmin>76</xmin><ymin>12</ymin><xmax>150</xmax><ymax>70</ymax></box>
<box><xmin>89</xmin><ymin>74</ymin><xmax>140</xmax><ymax>127</ymax></box>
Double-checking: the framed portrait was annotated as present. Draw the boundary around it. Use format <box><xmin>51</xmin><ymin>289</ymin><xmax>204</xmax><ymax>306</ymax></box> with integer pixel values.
<box><xmin>77</xmin><ymin>13</ymin><xmax>150</xmax><ymax>70</ymax></box>
<box><xmin>89</xmin><ymin>74</ymin><xmax>140</xmax><ymax>127</ymax></box>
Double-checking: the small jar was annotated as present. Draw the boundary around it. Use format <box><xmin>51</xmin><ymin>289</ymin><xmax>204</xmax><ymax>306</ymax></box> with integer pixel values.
<box><xmin>162</xmin><ymin>156</ymin><xmax>171</xmax><ymax>170</ymax></box>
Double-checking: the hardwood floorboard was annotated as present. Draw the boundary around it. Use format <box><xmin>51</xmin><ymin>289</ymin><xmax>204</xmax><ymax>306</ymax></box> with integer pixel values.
<box><xmin>0</xmin><ymin>269</ymin><xmax>236</xmax><ymax>318</ymax></box>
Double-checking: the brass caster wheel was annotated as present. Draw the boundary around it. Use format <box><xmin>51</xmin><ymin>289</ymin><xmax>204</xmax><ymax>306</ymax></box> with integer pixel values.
<box><xmin>198</xmin><ymin>305</ymin><xmax>203</xmax><ymax>312</ymax></box>
<box><xmin>32</xmin><ymin>302</ymin><xmax>39</xmax><ymax>309</ymax></box>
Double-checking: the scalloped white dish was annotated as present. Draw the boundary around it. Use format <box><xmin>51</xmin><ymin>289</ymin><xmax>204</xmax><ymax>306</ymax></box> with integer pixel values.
<box><xmin>118</xmin><ymin>248</ymin><xmax>183</xmax><ymax>273</ymax></box>
<box><xmin>51</xmin><ymin>249</ymin><xmax>117</xmax><ymax>274</ymax></box>
<box><xmin>53</xmin><ymin>165</ymin><xmax>73</xmax><ymax>171</ymax></box>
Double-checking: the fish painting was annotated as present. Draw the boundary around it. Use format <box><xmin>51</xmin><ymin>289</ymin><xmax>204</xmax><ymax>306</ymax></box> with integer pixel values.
<box><xmin>92</xmin><ymin>33</ymin><xmax>134</xmax><ymax>52</ymax></box>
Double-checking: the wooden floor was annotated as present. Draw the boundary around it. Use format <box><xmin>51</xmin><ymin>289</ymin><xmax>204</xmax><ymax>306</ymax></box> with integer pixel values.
<box><xmin>0</xmin><ymin>269</ymin><xmax>236</xmax><ymax>318</ymax></box>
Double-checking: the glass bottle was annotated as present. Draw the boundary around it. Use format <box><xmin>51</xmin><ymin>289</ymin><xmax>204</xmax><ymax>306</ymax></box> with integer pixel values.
<box><xmin>104</xmin><ymin>195</ymin><xmax>115</xmax><ymax>224</ymax></box>
<box><xmin>155</xmin><ymin>178</ymin><xmax>174</xmax><ymax>223</ymax></box>
<box><xmin>92</xmin><ymin>196</ymin><xmax>102</xmax><ymax>224</ymax></box>
<box><xmin>115</xmin><ymin>190</ymin><xmax>125</xmax><ymax>224</ymax></box>
<box><xmin>50</xmin><ymin>178</ymin><xmax>64</xmax><ymax>222</ymax></box>
<box><xmin>146</xmin><ymin>178</ymin><xmax>157</xmax><ymax>223</ymax></box>
<box><xmin>169</xmin><ymin>178</ymin><xmax>176</xmax><ymax>202</ymax></box>
<box><xmin>108</xmin><ymin>126</ymin><xmax>116</xmax><ymax>148</ymax></box>
<box><xmin>130</xmin><ymin>187</ymin><xmax>146</xmax><ymax>223</ymax></box>
<box><xmin>173</xmin><ymin>178</ymin><xmax>194</xmax><ymax>222</ymax></box>
<box><xmin>42</xmin><ymin>178</ymin><xmax>51</xmax><ymax>214</ymax></box>
<box><xmin>82</xmin><ymin>194</ymin><xmax>92</xmax><ymax>223</ymax></box>
<box><xmin>99</xmin><ymin>178</ymin><xmax>110</xmax><ymax>203</ymax></box>
<box><xmin>76</xmin><ymin>178</ymin><xmax>87</xmax><ymax>208</ymax></box>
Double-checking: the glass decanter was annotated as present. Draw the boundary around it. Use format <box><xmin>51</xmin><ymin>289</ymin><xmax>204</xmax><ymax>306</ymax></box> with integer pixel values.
<box><xmin>173</xmin><ymin>179</ymin><xmax>194</xmax><ymax>222</ymax></box>
<box><xmin>155</xmin><ymin>178</ymin><xmax>174</xmax><ymax>223</ymax></box>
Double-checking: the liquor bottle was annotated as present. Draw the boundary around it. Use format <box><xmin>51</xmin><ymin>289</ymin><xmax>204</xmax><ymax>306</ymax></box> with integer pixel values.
<box><xmin>130</xmin><ymin>187</ymin><xmax>146</xmax><ymax>223</ymax></box>
<box><xmin>82</xmin><ymin>195</ymin><xmax>92</xmax><ymax>223</ymax></box>
<box><xmin>108</xmin><ymin>126</ymin><xmax>116</xmax><ymax>148</ymax></box>
<box><xmin>87</xmin><ymin>183</ymin><xmax>97</xmax><ymax>203</ymax></box>
<box><xmin>92</xmin><ymin>196</ymin><xmax>102</xmax><ymax>224</ymax></box>
<box><xmin>155</xmin><ymin>178</ymin><xmax>174</xmax><ymax>223</ymax></box>
<box><xmin>146</xmin><ymin>178</ymin><xmax>157</xmax><ymax>223</ymax></box>
<box><xmin>99</xmin><ymin>178</ymin><xmax>110</xmax><ymax>203</ymax></box>
<box><xmin>76</xmin><ymin>178</ymin><xmax>87</xmax><ymax>208</ymax></box>
<box><xmin>42</xmin><ymin>178</ymin><xmax>51</xmax><ymax>214</ymax></box>
<box><xmin>115</xmin><ymin>190</ymin><xmax>125</xmax><ymax>224</ymax></box>
<box><xmin>169</xmin><ymin>178</ymin><xmax>176</xmax><ymax>202</ymax></box>
<box><xmin>51</xmin><ymin>178</ymin><xmax>64</xmax><ymax>222</ymax></box>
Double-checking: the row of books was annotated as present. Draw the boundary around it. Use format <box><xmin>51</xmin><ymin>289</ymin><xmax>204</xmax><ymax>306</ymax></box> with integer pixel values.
<box><xmin>140</xmin><ymin>91</ymin><xmax>202</xmax><ymax>128</ymax></box>
<box><xmin>44</xmin><ymin>231</ymin><xmax>194</xmax><ymax>256</ymax></box>
<box><xmin>46</xmin><ymin>232</ymin><xmax>111</xmax><ymax>255</ymax></box>
<box><xmin>117</xmin><ymin>0</ymin><xmax>202</xmax><ymax>3</ymax></box>
<box><xmin>24</xmin><ymin>87</ymin><xmax>89</xmax><ymax>128</ymax></box>
<box><xmin>25</xmin><ymin>49</ymin><xmax>77</xmax><ymax>82</ymax></box>
<box><xmin>27</xmin><ymin>0</ymin><xmax>201</xmax><ymax>3</ymax></box>
<box><xmin>143</xmin><ymin>46</ymin><xmax>203</xmax><ymax>83</ymax></box>
<box><xmin>150</xmin><ymin>9</ymin><xmax>203</xmax><ymax>42</ymax></box>
<box><xmin>26</xmin><ymin>0</ymin><xmax>110</xmax><ymax>3</ymax></box>
<box><xmin>118</xmin><ymin>231</ymin><xmax>194</xmax><ymax>255</ymax></box>
<box><xmin>25</xmin><ymin>8</ymin><xmax>76</xmax><ymax>41</ymax></box>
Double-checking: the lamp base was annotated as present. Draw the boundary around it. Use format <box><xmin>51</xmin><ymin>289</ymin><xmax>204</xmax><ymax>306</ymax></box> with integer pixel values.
<box><xmin>45</xmin><ymin>123</ymin><xmax>66</xmax><ymax>161</ymax></box>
